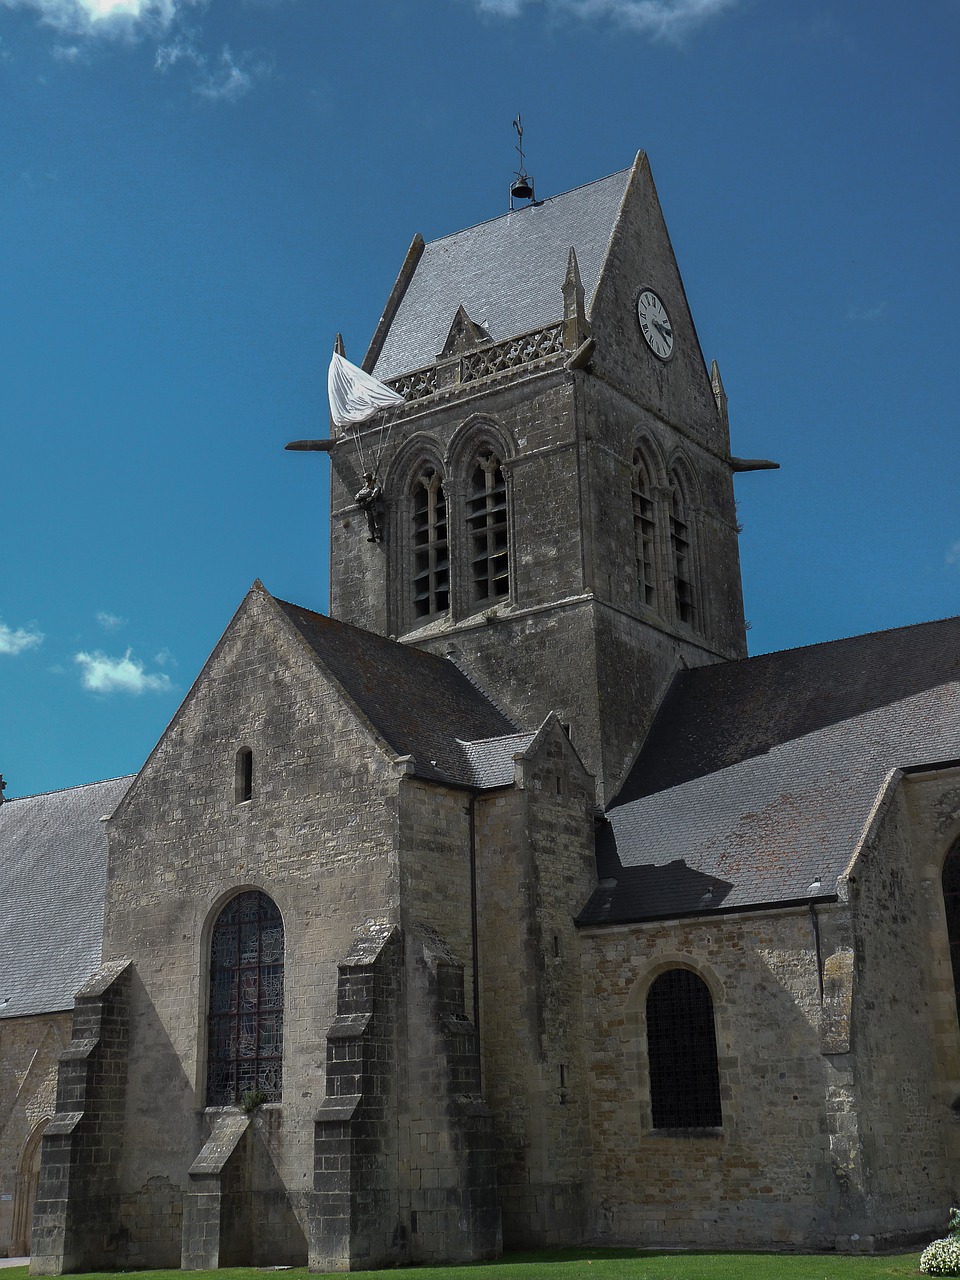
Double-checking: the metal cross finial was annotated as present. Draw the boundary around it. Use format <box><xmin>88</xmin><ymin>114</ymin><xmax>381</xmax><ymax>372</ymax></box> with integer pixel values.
<box><xmin>0</xmin><ymin>775</ymin><xmax>6</xmax><ymax>806</ymax></box>
<box><xmin>509</xmin><ymin>114</ymin><xmax>535</xmax><ymax>209</ymax></box>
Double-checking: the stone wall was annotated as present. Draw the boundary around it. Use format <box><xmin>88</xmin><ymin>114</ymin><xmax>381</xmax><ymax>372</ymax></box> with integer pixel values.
<box><xmin>0</xmin><ymin>1013</ymin><xmax>69</xmax><ymax>1257</ymax></box>
<box><xmin>843</xmin><ymin>769</ymin><xmax>960</xmax><ymax>1246</ymax></box>
<box><xmin>30</xmin><ymin>961</ymin><xmax>132</xmax><ymax>1275</ymax></box>
<box><xmin>76</xmin><ymin>587</ymin><xmax>405</xmax><ymax>1269</ymax></box>
<box><xmin>474</xmin><ymin>719</ymin><xmax>597</xmax><ymax>1246</ymax></box>
<box><xmin>580</xmin><ymin>906</ymin><xmax>847</xmax><ymax>1250</ymax></box>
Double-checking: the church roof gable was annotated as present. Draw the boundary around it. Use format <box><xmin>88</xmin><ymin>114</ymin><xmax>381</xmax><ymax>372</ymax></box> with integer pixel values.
<box><xmin>0</xmin><ymin>776</ymin><xmax>132</xmax><ymax>1019</ymax></box>
<box><xmin>582</xmin><ymin>615</ymin><xmax>960</xmax><ymax>925</ymax></box>
<box><xmin>368</xmin><ymin>166</ymin><xmax>632</xmax><ymax>381</ymax></box>
<box><xmin>273</xmin><ymin>596</ymin><xmax>521</xmax><ymax>787</ymax></box>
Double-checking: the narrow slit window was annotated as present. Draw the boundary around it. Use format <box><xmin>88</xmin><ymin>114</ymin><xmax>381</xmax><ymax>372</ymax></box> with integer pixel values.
<box><xmin>207</xmin><ymin>890</ymin><xmax>284</xmax><ymax>1106</ymax></box>
<box><xmin>412</xmin><ymin>466</ymin><xmax>449</xmax><ymax>620</ymax></box>
<box><xmin>236</xmin><ymin>747</ymin><xmax>253</xmax><ymax>803</ymax></box>
<box><xmin>632</xmin><ymin>455</ymin><xmax>657</xmax><ymax>608</ymax></box>
<box><xmin>646</xmin><ymin>968</ymin><xmax>722</xmax><ymax>1129</ymax></box>
<box><xmin>468</xmin><ymin>452</ymin><xmax>509</xmax><ymax>603</ymax></box>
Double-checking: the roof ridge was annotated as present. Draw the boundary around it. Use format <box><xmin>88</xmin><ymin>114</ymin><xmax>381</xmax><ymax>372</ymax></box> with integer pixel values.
<box><xmin>442</xmin><ymin>651</ymin><xmax>520</xmax><ymax>728</ymax></box>
<box><xmin>421</xmin><ymin>166</ymin><xmax>633</xmax><ymax>248</ymax></box>
<box><xmin>3</xmin><ymin>774</ymin><xmax>135</xmax><ymax>804</ymax></box>
<box><xmin>731</xmin><ymin>612</ymin><xmax>960</xmax><ymax>672</ymax></box>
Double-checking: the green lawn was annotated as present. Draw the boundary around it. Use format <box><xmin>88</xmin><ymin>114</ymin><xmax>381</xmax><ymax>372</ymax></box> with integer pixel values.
<box><xmin>0</xmin><ymin>1249</ymin><xmax>926</xmax><ymax>1280</ymax></box>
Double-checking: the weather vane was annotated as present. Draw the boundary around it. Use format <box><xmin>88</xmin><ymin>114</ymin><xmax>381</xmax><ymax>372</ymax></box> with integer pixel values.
<box><xmin>509</xmin><ymin>114</ymin><xmax>535</xmax><ymax>209</ymax></box>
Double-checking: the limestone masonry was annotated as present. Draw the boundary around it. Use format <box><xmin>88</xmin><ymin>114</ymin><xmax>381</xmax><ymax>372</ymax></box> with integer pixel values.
<box><xmin>3</xmin><ymin>151</ymin><xmax>960</xmax><ymax>1270</ymax></box>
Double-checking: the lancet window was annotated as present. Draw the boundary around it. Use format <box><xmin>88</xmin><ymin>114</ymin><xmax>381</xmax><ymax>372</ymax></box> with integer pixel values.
<box><xmin>468</xmin><ymin>451</ymin><xmax>509</xmax><ymax>603</ymax></box>
<box><xmin>235</xmin><ymin>747</ymin><xmax>253</xmax><ymax>803</ymax></box>
<box><xmin>412</xmin><ymin>465</ymin><xmax>449</xmax><ymax>619</ymax></box>
<box><xmin>942</xmin><ymin>842</ymin><xmax>960</xmax><ymax>1032</ymax></box>
<box><xmin>207</xmin><ymin>890</ymin><xmax>283</xmax><ymax>1106</ymax></box>
<box><xmin>669</xmin><ymin>481</ymin><xmax>697</xmax><ymax>628</ymax></box>
<box><xmin>646</xmin><ymin>967</ymin><xmax>722</xmax><ymax>1128</ymax></box>
<box><xmin>632</xmin><ymin>453</ymin><xmax>657</xmax><ymax>609</ymax></box>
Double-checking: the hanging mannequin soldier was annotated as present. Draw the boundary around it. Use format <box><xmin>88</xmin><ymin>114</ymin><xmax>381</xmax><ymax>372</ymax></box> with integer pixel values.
<box><xmin>355</xmin><ymin>473</ymin><xmax>384</xmax><ymax>542</ymax></box>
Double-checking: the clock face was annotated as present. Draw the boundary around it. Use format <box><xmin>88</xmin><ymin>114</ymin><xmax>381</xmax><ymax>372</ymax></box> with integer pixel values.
<box><xmin>637</xmin><ymin>288</ymin><xmax>674</xmax><ymax>360</ymax></box>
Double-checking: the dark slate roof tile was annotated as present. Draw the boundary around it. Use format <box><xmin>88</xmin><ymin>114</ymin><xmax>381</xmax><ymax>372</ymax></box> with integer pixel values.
<box><xmin>274</xmin><ymin>597</ymin><xmax>520</xmax><ymax>787</ymax></box>
<box><xmin>581</xmin><ymin>616</ymin><xmax>960</xmax><ymax>926</ymax></box>
<box><xmin>0</xmin><ymin>776</ymin><xmax>132</xmax><ymax>1019</ymax></box>
<box><xmin>458</xmin><ymin>732</ymin><xmax>536</xmax><ymax>789</ymax></box>
<box><xmin>371</xmin><ymin>168</ymin><xmax>631</xmax><ymax>381</ymax></box>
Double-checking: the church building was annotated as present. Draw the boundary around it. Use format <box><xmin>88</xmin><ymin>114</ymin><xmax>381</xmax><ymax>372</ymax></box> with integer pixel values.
<box><xmin>3</xmin><ymin>151</ymin><xmax>960</xmax><ymax>1271</ymax></box>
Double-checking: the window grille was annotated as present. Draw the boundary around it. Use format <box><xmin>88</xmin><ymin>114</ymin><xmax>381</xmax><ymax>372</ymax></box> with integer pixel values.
<box><xmin>646</xmin><ymin>968</ymin><xmax>722</xmax><ymax>1128</ymax></box>
<box><xmin>207</xmin><ymin>891</ymin><xmax>283</xmax><ymax>1106</ymax></box>
<box><xmin>670</xmin><ymin>487</ymin><xmax>696</xmax><ymax>628</ymax></box>
<box><xmin>942</xmin><ymin>843</ymin><xmax>960</xmax><ymax>1032</ymax></box>
<box><xmin>412</xmin><ymin>466</ymin><xmax>449</xmax><ymax>619</ymax></box>
<box><xmin>468</xmin><ymin>453</ymin><xmax>509</xmax><ymax>602</ymax></box>
<box><xmin>632</xmin><ymin>456</ymin><xmax>657</xmax><ymax>608</ymax></box>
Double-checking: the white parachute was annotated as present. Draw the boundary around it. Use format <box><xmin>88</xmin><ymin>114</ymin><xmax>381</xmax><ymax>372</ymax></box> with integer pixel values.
<box><xmin>327</xmin><ymin>351</ymin><xmax>404</xmax><ymax>480</ymax></box>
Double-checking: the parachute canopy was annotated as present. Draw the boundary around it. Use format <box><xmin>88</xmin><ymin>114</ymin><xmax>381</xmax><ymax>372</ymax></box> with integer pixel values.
<box><xmin>328</xmin><ymin>353</ymin><xmax>404</xmax><ymax>429</ymax></box>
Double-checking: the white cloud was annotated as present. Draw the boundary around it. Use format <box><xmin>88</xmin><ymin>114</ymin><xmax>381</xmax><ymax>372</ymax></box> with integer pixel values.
<box><xmin>947</xmin><ymin>541</ymin><xmax>960</xmax><ymax>568</ymax></box>
<box><xmin>0</xmin><ymin>621</ymin><xmax>44</xmax><ymax>656</ymax></box>
<box><xmin>0</xmin><ymin>0</ymin><xmax>191</xmax><ymax>37</ymax></box>
<box><xmin>472</xmin><ymin>0</ymin><xmax>740</xmax><ymax>39</ymax></box>
<box><xmin>846</xmin><ymin>300</ymin><xmax>888</xmax><ymax>323</ymax></box>
<box><xmin>154</xmin><ymin>29</ymin><xmax>201</xmax><ymax>69</ymax></box>
<box><xmin>74</xmin><ymin>648</ymin><xmax>173</xmax><ymax>694</ymax></box>
<box><xmin>155</xmin><ymin>36</ymin><xmax>270</xmax><ymax>100</ymax></box>
<box><xmin>96</xmin><ymin>610</ymin><xmax>127</xmax><ymax>630</ymax></box>
<box><xmin>197</xmin><ymin>44</ymin><xmax>269</xmax><ymax>100</ymax></box>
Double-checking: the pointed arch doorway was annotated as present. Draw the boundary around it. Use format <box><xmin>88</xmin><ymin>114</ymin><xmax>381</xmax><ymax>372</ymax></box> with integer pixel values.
<box><xmin>11</xmin><ymin>1119</ymin><xmax>48</xmax><ymax>1257</ymax></box>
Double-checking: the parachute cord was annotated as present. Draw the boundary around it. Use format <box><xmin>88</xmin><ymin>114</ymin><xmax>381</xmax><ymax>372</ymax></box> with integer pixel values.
<box><xmin>352</xmin><ymin>425</ymin><xmax>370</xmax><ymax>477</ymax></box>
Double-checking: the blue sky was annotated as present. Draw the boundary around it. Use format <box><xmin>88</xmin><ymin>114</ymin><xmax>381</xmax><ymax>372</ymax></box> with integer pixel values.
<box><xmin>1</xmin><ymin>0</ymin><xmax>958</xmax><ymax>799</ymax></box>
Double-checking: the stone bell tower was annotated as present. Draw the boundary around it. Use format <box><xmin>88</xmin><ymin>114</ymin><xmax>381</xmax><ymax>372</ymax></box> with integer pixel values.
<box><xmin>328</xmin><ymin>152</ymin><xmax>751</xmax><ymax>799</ymax></box>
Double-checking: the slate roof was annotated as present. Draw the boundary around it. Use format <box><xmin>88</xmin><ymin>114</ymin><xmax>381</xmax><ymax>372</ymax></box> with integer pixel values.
<box><xmin>370</xmin><ymin>167</ymin><xmax>632</xmax><ymax>381</ymax></box>
<box><xmin>274</xmin><ymin>596</ymin><xmax>525</xmax><ymax>787</ymax></box>
<box><xmin>580</xmin><ymin>616</ymin><xmax>960</xmax><ymax>926</ymax></box>
<box><xmin>0</xmin><ymin>776</ymin><xmax>132</xmax><ymax>1019</ymax></box>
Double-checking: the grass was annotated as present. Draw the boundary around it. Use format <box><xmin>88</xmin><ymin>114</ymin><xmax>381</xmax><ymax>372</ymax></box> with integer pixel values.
<box><xmin>0</xmin><ymin>1248</ymin><xmax>926</xmax><ymax>1280</ymax></box>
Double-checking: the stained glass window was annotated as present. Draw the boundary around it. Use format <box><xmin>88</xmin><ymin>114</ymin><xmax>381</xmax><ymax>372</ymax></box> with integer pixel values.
<box><xmin>207</xmin><ymin>891</ymin><xmax>283</xmax><ymax>1106</ymax></box>
<box><xmin>646</xmin><ymin>968</ymin><xmax>722</xmax><ymax>1129</ymax></box>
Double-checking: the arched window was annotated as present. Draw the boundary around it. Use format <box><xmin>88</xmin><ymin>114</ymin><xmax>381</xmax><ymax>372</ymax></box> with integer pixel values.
<box><xmin>669</xmin><ymin>480</ymin><xmax>697</xmax><ymax>628</ymax></box>
<box><xmin>207</xmin><ymin>891</ymin><xmax>284</xmax><ymax>1106</ymax></box>
<box><xmin>411</xmin><ymin>464</ymin><xmax>449</xmax><ymax>620</ymax></box>
<box><xmin>942</xmin><ymin>842</ymin><xmax>960</xmax><ymax>1032</ymax></box>
<box><xmin>468</xmin><ymin>451</ymin><xmax>509</xmax><ymax>603</ymax></box>
<box><xmin>632</xmin><ymin>453</ymin><xmax>657</xmax><ymax>609</ymax></box>
<box><xmin>646</xmin><ymin>968</ymin><xmax>722</xmax><ymax>1128</ymax></box>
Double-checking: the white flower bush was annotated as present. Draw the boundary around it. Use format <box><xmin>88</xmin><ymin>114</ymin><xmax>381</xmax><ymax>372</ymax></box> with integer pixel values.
<box><xmin>921</xmin><ymin>1210</ymin><xmax>960</xmax><ymax>1275</ymax></box>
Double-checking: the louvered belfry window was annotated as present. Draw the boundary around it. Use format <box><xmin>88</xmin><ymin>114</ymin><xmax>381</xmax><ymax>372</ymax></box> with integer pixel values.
<box><xmin>942</xmin><ymin>843</ymin><xmax>960</xmax><ymax>1032</ymax></box>
<box><xmin>670</xmin><ymin>486</ymin><xmax>696</xmax><ymax>627</ymax></box>
<box><xmin>632</xmin><ymin>455</ymin><xmax>657</xmax><ymax>608</ymax></box>
<box><xmin>207</xmin><ymin>891</ymin><xmax>283</xmax><ymax>1106</ymax></box>
<box><xmin>468</xmin><ymin>452</ymin><xmax>509</xmax><ymax>602</ymax></box>
<box><xmin>412</xmin><ymin>466</ymin><xmax>449</xmax><ymax>619</ymax></box>
<box><xmin>646</xmin><ymin>968</ymin><xmax>722</xmax><ymax>1128</ymax></box>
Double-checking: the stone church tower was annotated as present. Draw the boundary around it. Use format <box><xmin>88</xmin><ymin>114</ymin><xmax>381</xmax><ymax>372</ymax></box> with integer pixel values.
<box><xmin>14</xmin><ymin>150</ymin><xmax>960</xmax><ymax>1275</ymax></box>
<box><xmin>329</xmin><ymin>152</ymin><xmax>748</xmax><ymax>799</ymax></box>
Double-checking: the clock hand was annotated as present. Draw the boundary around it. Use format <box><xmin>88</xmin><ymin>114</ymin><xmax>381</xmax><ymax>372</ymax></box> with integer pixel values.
<box><xmin>653</xmin><ymin>321</ymin><xmax>673</xmax><ymax>339</ymax></box>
